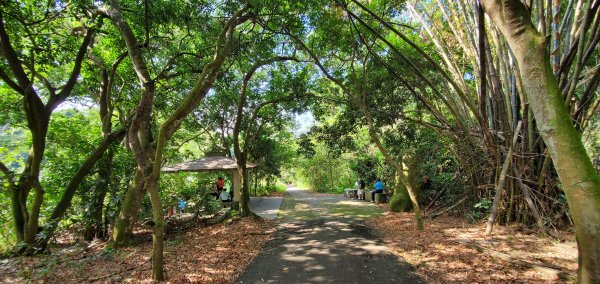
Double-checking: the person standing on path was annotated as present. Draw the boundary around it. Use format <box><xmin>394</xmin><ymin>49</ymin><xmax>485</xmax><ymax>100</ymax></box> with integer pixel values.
<box><xmin>371</xmin><ymin>178</ymin><xmax>384</xmax><ymax>202</ymax></box>
<box><xmin>357</xmin><ymin>177</ymin><xmax>366</xmax><ymax>200</ymax></box>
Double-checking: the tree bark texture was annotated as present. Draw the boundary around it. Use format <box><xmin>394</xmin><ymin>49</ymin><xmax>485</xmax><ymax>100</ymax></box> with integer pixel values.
<box><xmin>112</xmin><ymin>169</ymin><xmax>146</xmax><ymax>246</ymax></box>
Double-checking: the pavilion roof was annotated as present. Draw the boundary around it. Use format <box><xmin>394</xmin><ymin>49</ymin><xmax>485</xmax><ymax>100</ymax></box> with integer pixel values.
<box><xmin>162</xmin><ymin>156</ymin><xmax>257</xmax><ymax>173</ymax></box>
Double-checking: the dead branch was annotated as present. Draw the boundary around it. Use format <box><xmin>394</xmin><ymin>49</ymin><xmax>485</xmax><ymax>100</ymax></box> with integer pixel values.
<box><xmin>427</xmin><ymin>196</ymin><xmax>468</xmax><ymax>219</ymax></box>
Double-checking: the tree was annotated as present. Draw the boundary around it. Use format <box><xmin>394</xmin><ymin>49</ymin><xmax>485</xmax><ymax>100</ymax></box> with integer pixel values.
<box><xmin>481</xmin><ymin>0</ymin><xmax>600</xmax><ymax>282</ymax></box>
<box><xmin>82</xmin><ymin>50</ymin><xmax>128</xmax><ymax>240</ymax></box>
<box><xmin>0</xmin><ymin>2</ymin><xmax>126</xmax><ymax>253</ymax></box>
<box><xmin>101</xmin><ymin>0</ymin><xmax>253</xmax><ymax>278</ymax></box>
<box><xmin>232</xmin><ymin>57</ymin><xmax>300</xmax><ymax>216</ymax></box>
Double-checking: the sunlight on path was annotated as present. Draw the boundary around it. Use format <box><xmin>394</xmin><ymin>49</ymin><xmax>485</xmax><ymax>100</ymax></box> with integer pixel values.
<box><xmin>236</xmin><ymin>185</ymin><xmax>421</xmax><ymax>283</ymax></box>
<box><xmin>249</xmin><ymin>196</ymin><xmax>282</xmax><ymax>220</ymax></box>
<box><xmin>277</xmin><ymin>184</ymin><xmax>384</xmax><ymax>223</ymax></box>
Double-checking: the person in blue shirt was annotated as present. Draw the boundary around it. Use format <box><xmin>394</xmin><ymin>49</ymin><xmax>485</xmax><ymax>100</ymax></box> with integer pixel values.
<box><xmin>178</xmin><ymin>199</ymin><xmax>186</xmax><ymax>213</ymax></box>
<box><xmin>371</xmin><ymin>178</ymin><xmax>384</xmax><ymax>202</ymax></box>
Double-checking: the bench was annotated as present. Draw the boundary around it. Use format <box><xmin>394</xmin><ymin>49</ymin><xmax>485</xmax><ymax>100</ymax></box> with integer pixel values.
<box><xmin>365</xmin><ymin>191</ymin><xmax>387</xmax><ymax>204</ymax></box>
<box><xmin>344</xmin><ymin>189</ymin><xmax>358</xmax><ymax>199</ymax></box>
<box><xmin>365</xmin><ymin>191</ymin><xmax>372</xmax><ymax>202</ymax></box>
<box><xmin>375</xmin><ymin>193</ymin><xmax>387</xmax><ymax>204</ymax></box>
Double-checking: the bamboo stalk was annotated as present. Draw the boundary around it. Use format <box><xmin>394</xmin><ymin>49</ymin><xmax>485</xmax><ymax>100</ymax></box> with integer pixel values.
<box><xmin>486</xmin><ymin>121</ymin><xmax>523</xmax><ymax>235</ymax></box>
<box><xmin>513</xmin><ymin>165</ymin><xmax>546</xmax><ymax>235</ymax></box>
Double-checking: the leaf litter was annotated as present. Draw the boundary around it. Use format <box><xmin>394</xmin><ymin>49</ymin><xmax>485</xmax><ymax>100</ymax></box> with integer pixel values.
<box><xmin>0</xmin><ymin>217</ymin><xmax>275</xmax><ymax>283</ymax></box>
<box><xmin>365</xmin><ymin>210</ymin><xmax>577</xmax><ymax>283</ymax></box>
<box><xmin>0</xmin><ymin>202</ymin><xmax>578</xmax><ymax>284</ymax></box>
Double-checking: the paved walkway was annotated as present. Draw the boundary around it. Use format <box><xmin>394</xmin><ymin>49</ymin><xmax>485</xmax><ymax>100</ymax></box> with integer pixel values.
<box><xmin>236</xmin><ymin>185</ymin><xmax>422</xmax><ymax>283</ymax></box>
<box><xmin>249</xmin><ymin>196</ymin><xmax>283</xmax><ymax>220</ymax></box>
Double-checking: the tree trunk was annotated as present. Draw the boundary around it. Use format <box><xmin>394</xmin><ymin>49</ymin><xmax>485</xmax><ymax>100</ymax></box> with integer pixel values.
<box><xmin>400</xmin><ymin>152</ymin><xmax>424</xmax><ymax>231</ymax></box>
<box><xmin>238</xmin><ymin>165</ymin><xmax>251</xmax><ymax>216</ymax></box>
<box><xmin>9</xmin><ymin>183</ymin><xmax>25</xmax><ymax>244</ymax></box>
<box><xmin>84</xmin><ymin>152</ymin><xmax>113</xmax><ymax>241</ymax></box>
<box><xmin>144</xmin><ymin>172</ymin><xmax>164</xmax><ymax>281</ymax></box>
<box><xmin>112</xmin><ymin>168</ymin><xmax>146</xmax><ymax>246</ymax></box>
<box><xmin>389</xmin><ymin>173</ymin><xmax>412</xmax><ymax>212</ymax></box>
<box><xmin>482</xmin><ymin>1</ymin><xmax>600</xmax><ymax>281</ymax></box>
<box><xmin>19</xmin><ymin>106</ymin><xmax>50</xmax><ymax>252</ymax></box>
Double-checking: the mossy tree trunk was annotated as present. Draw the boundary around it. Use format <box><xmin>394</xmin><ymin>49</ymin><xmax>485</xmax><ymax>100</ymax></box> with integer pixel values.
<box><xmin>112</xmin><ymin>169</ymin><xmax>147</xmax><ymax>246</ymax></box>
<box><xmin>399</xmin><ymin>151</ymin><xmax>424</xmax><ymax>230</ymax></box>
<box><xmin>389</xmin><ymin>174</ymin><xmax>412</xmax><ymax>212</ymax></box>
<box><xmin>482</xmin><ymin>1</ymin><xmax>600</xmax><ymax>282</ymax></box>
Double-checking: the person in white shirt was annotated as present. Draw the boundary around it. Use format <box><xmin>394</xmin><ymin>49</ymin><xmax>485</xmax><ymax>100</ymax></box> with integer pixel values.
<box><xmin>357</xmin><ymin>177</ymin><xmax>366</xmax><ymax>200</ymax></box>
<box><xmin>219</xmin><ymin>189</ymin><xmax>231</xmax><ymax>202</ymax></box>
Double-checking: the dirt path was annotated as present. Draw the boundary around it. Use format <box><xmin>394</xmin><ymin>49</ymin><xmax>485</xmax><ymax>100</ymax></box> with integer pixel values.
<box><xmin>236</xmin><ymin>185</ymin><xmax>422</xmax><ymax>283</ymax></box>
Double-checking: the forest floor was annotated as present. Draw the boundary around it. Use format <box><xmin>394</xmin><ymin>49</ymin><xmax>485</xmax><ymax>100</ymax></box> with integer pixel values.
<box><xmin>0</xmin><ymin>187</ymin><xmax>577</xmax><ymax>283</ymax></box>
<box><xmin>366</xmin><ymin>211</ymin><xmax>578</xmax><ymax>283</ymax></box>
<box><xmin>0</xmin><ymin>216</ymin><xmax>276</xmax><ymax>283</ymax></box>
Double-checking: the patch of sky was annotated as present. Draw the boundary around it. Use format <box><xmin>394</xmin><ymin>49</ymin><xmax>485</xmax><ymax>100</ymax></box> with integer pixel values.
<box><xmin>464</xmin><ymin>72</ymin><xmax>474</xmax><ymax>81</ymax></box>
<box><xmin>205</xmin><ymin>88</ymin><xmax>217</xmax><ymax>98</ymax></box>
<box><xmin>293</xmin><ymin>111</ymin><xmax>315</xmax><ymax>136</ymax></box>
<box><xmin>55</xmin><ymin>97</ymin><xmax>97</xmax><ymax>112</ymax></box>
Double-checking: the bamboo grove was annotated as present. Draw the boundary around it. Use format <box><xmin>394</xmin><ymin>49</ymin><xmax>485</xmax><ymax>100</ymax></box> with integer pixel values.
<box><xmin>404</xmin><ymin>0</ymin><xmax>599</xmax><ymax>234</ymax></box>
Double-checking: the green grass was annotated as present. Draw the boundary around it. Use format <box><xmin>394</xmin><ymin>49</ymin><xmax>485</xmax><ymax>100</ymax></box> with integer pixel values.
<box><xmin>278</xmin><ymin>197</ymin><xmax>322</xmax><ymax>222</ymax></box>
<box><xmin>328</xmin><ymin>200</ymin><xmax>384</xmax><ymax>219</ymax></box>
<box><xmin>278</xmin><ymin>190</ymin><xmax>384</xmax><ymax>223</ymax></box>
<box><xmin>273</xmin><ymin>183</ymin><xmax>287</xmax><ymax>192</ymax></box>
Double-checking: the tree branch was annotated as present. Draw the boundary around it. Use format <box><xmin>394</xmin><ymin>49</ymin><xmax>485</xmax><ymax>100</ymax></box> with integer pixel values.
<box><xmin>0</xmin><ymin>10</ymin><xmax>31</xmax><ymax>90</ymax></box>
<box><xmin>37</xmin><ymin>124</ymin><xmax>129</xmax><ymax>249</ymax></box>
<box><xmin>47</xmin><ymin>25</ymin><xmax>96</xmax><ymax>111</ymax></box>
<box><xmin>0</xmin><ymin>67</ymin><xmax>24</xmax><ymax>95</ymax></box>
<box><xmin>0</xmin><ymin>160</ymin><xmax>16</xmax><ymax>189</ymax></box>
<box><xmin>233</xmin><ymin>56</ymin><xmax>297</xmax><ymax>158</ymax></box>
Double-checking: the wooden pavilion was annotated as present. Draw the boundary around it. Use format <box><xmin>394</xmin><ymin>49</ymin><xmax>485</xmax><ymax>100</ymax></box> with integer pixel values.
<box><xmin>162</xmin><ymin>155</ymin><xmax>257</xmax><ymax>208</ymax></box>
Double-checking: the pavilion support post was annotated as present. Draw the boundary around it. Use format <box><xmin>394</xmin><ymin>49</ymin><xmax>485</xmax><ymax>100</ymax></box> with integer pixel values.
<box><xmin>232</xmin><ymin>170</ymin><xmax>241</xmax><ymax>210</ymax></box>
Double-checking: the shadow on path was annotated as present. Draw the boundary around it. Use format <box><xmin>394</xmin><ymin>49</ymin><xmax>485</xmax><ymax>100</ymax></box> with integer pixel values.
<box><xmin>236</xmin><ymin>185</ymin><xmax>422</xmax><ymax>283</ymax></box>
